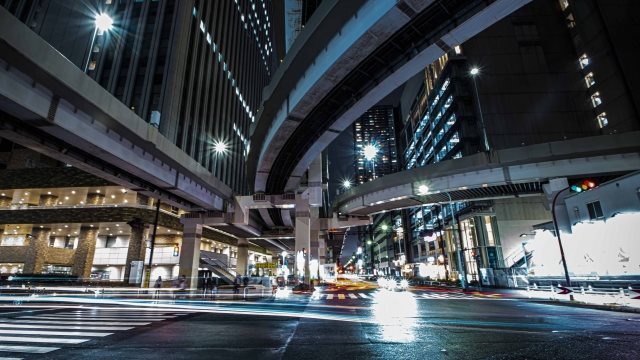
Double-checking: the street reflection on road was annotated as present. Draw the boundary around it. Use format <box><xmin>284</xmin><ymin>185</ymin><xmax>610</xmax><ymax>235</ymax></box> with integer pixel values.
<box><xmin>370</xmin><ymin>289</ymin><xmax>418</xmax><ymax>342</ymax></box>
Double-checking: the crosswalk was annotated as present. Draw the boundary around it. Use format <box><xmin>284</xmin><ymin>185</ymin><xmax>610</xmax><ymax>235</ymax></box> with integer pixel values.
<box><xmin>0</xmin><ymin>308</ymin><xmax>188</xmax><ymax>358</ymax></box>
<box><xmin>311</xmin><ymin>291</ymin><xmax>478</xmax><ymax>301</ymax></box>
<box><xmin>417</xmin><ymin>292</ymin><xmax>477</xmax><ymax>299</ymax></box>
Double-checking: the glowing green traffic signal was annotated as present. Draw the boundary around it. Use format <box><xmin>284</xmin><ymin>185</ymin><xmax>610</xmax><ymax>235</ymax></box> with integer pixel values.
<box><xmin>570</xmin><ymin>179</ymin><xmax>597</xmax><ymax>193</ymax></box>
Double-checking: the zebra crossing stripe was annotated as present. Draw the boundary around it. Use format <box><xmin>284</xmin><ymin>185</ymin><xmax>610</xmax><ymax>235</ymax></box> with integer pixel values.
<box><xmin>0</xmin><ymin>324</ymin><xmax>133</xmax><ymax>331</ymax></box>
<box><xmin>0</xmin><ymin>320</ymin><xmax>151</xmax><ymax>326</ymax></box>
<box><xmin>18</xmin><ymin>316</ymin><xmax>166</xmax><ymax>322</ymax></box>
<box><xmin>0</xmin><ymin>336</ymin><xmax>89</xmax><ymax>344</ymax></box>
<box><xmin>348</xmin><ymin>294</ymin><xmax>358</xmax><ymax>299</ymax></box>
<box><xmin>0</xmin><ymin>330</ymin><xmax>112</xmax><ymax>337</ymax></box>
<box><xmin>0</xmin><ymin>345</ymin><xmax>59</xmax><ymax>354</ymax></box>
<box><xmin>326</xmin><ymin>294</ymin><xmax>333</xmax><ymax>300</ymax></box>
<box><xmin>337</xmin><ymin>294</ymin><xmax>346</xmax><ymax>300</ymax></box>
<box><xmin>358</xmin><ymin>293</ymin><xmax>369</xmax><ymax>298</ymax></box>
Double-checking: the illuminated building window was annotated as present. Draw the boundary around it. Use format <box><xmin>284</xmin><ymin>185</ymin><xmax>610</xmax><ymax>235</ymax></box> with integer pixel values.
<box><xmin>596</xmin><ymin>112</ymin><xmax>608</xmax><ymax>128</ymax></box>
<box><xmin>454</xmin><ymin>45</ymin><xmax>462</xmax><ymax>54</ymax></box>
<box><xmin>579</xmin><ymin>54</ymin><xmax>589</xmax><ymax>69</ymax></box>
<box><xmin>584</xmin><ymin>72</ymin><xmax>595</xmax><ymax>88</ymax></box>
<box><xmin>590</xmin><ymin>92</ymin><xmax>602</xmax><ymax>108</ymax></box>
<box><xmin>586</xmin><ymin>201</ymin><xmax>603</xmax><ymax>220</ymax></box>
<box><xmin>558</xmin><ymin>0</ymin><xmax>569</xmax><ymax>11</ymax></box>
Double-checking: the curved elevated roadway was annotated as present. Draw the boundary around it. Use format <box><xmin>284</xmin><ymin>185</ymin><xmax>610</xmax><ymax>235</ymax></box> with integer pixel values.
<box><xmin>334</xmin><ymin>133</ymin><xmax>640</xmax><ymax>216</ymax></box>
<box><xmin>249</xmin><ymin>0</ymin><xmax>532</xmax><ymax>196</ymax></box>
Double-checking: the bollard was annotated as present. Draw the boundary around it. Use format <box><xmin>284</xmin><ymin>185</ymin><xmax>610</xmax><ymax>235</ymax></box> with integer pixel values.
<box><xmin>588</xmin><ymin>284</ymin><xmax>593</xmax><ymax>292</ymax></box>
<box><xmin>533</xmin><ymin>283</ymin><xmax>538</xmax><ymax>290</ymax></box>
<box><xmin>581</xmin><ymin>286</ymin><xmax>585</xmax><ymax>295</ymax></box>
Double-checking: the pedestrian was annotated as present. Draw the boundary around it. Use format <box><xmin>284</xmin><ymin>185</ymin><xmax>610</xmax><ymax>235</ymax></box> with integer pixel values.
<box><xmin>179</xmin><ymin>275</ymin><xmax>187</xmax><ymax>290</ymax></box>
<box><xmin>243</xmin><ymin>275</ymin><xmax>249</xmax><ymax>287</ymax></box>
<box><xmin>233</xmin><ymin>275</ymin><xmax>240</xmax><ymax>294</ymax></box>
<box><xmin>153</xmin><ymin>276</ymin><xmax>162</xmax><ymax>299</ymax></box>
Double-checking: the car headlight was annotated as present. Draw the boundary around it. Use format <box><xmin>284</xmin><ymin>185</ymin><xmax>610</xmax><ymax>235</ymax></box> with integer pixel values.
<box><xmin>400</xmin><ymin>279</ymin><xmax>409</xmax><ymax>288</ymax></box>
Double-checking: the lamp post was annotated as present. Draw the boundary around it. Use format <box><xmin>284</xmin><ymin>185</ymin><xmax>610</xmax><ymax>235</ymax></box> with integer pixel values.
<box><xmin>551</xmin><ymin>187</ymin><xmax>572</xmax><ymax>290</ymax></box>
<box><xmin>212</xmin><ymin>139</ymin><xmax>228</xmax><ymax>176</ymax></box>
<box><xmin>469</xmin><ymin>67</ymin><xmax>490</xmax><ymax>152</ymax></box>
<box><xmin>363</xmin><ymin>143</ymin><xmax>379</xmax><ymax>180</ymax></box>
<box><xmin>84</xmin><ymin>13</ymin><xmax>114</xmax><ymax>73</ymax></box>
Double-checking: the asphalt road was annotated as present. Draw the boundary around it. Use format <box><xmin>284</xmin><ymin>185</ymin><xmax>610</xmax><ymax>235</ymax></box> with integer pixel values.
<box><xmin>1</xmin><ymin>288</ymin><xmax>639</xmax><ymax>359</ymax></box>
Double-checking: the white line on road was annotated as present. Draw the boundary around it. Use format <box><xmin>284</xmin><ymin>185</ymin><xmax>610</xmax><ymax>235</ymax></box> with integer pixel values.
<box><xmin>0</xmin><ymin>320</ymin><xmax>151</xmax><ymax>326</ymax></box>
<box><xmin>0</xmin><ymin>345</ymin><xmax>59</xmax><ymax>354</ymax></box>
<box><xmin>326</xmin><ymin>294</ymin><xmax>334</xmax><ymax>300</ymax></box>
<box><xmin>0</xmin><ymin>329</ymin><xmax>113</xmax><ymax>337</ymax></box>
<box><xmin>0</xmin><ymin>357</ymin><xmax>23</xmax><ymax>360</ymax></box>
<box><xmin>0</xmin><ymin>324</ymin><xmax>133</xmax><ymax>331</ymax></box>
<box><xmin>348</xmin><ymin>294</ymin><xmax>358</xmax><ymax>299</ymax></box>
<box><xmin>18</xmin><ymin>316</ymin><xmax>166</xmax><ymax>321</ymax></box>
<box><xmin>358</xmin><ymin>293</ymin><xmax>369</xmax><ymax>298</ymax></box>
<box><xmin>0</xmin><ymin>336</ymin><xmax>89</xmax><ymax>344</ymax></box>
<box><xmin>338</xmin><ymin>294</ymin><xmax>346</xmax><ymax>300</ymax></box>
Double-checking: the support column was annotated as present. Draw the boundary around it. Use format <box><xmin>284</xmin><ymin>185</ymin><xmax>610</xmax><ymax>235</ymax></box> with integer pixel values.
<box><xmin>24</xmin><ymin>227</ymin><xmax>51</xmax><ymax>274</ymax></box>
<box><xmin>295</xmin><ymin>195</ymin><xmax>311</xmax><ymax>283</ymax></box>
<box><xmin>178</xmin><ymin>221</ymin><xmax>202</xmax><ymax>289</ymax></box>
<box><xmin>72</xmin><ymin>226</ymin><xmax>99</xmax><ymax>280</ymax></box>
<box><xmin>318</xmin><ymin>232</ymin><xmax>327</xmax><ymax>265</ymax></box>
<box><xmin>124</xmin><ymin>218</ymin><xmax>148</xmax><ymax>284</ymax></box>
<box><xmin>236</xmin><ymin>238</ymin><xmax>249</xmax><ymax>276</ymax></box>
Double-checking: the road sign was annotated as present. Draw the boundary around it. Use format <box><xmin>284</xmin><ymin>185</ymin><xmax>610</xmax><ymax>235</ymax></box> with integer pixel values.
<box><xmin>256</xmin><ymin>262</ymin><xmax>278</xmax><ymax>269</ymax></box>
<box><xmin>556</xmin><ymin>286</ymin><xmax>573</xmax><ymax>295</ymax></box>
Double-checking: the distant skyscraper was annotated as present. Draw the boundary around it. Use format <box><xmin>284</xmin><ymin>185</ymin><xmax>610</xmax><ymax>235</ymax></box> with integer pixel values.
<box><xmin>353</xmin><ymin>105</ymin><xmax>398</xmax><ymax>185</ymax></box>
<box><xmin>0</xmin><ymin>0</ymin><xmax>280</xmax><ymax>194</ymax></box>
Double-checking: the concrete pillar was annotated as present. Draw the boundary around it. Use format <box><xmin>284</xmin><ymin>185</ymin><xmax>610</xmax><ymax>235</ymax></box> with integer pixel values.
<box><xmin>318</xmin><ymin>234</ymin><xmax>326</xmax><ymax>265</ymax></box>
<box><xmin>86</xmin><ymin>192</ymin><xmax>105</xmax><ymax>205</ymax></box>
<box><xmin>236</xmin><ymin>238</ymin><xmax>249</xmax><ymax>276</ymax></box>
<box><xmin>38</xmin><ymin>194</ymin><xmax>58</xmax><ymax>207</ymax></box>
<box><xmin>178</xmin><ymin>222</ymin><xmax>202</xmax><ymax>289</ymax></box>
<box><xmin>24</xmin><ymin>227</ymin><xmax>51</xmax><ymax>274</ymax></box>
<box><xmin>124</xmin><ymin>218</ymin><xmax>148</xmax><ymax>283</ymax></box>
<box><xmin>295</xmin><ymin>195</ymin><xmax>311</xmax><ymax>283</ymax></box>
<box><xmin>72</xmin><ymin>226</ymin><xmax>99</xmax><ymax>279</ymax></box>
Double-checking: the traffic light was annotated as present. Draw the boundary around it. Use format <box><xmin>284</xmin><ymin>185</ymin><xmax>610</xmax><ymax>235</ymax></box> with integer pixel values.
<box><xmin>570</xmin><ymin>179</ymin><xmax>598</xmax><ymax>193</ymax></box>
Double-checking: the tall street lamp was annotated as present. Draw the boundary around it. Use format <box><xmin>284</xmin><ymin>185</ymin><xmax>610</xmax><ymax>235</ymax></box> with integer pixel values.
<box><xmin>211</xmin><ymin>139</ymin><xmax>228</xmax><ymax>177</ymax></box>
<box><xmin>469</xmin><ymin>67</ymin><xmax>490</xmax><ymax>152</ymax></box>
<box><xmin>363</xmin><ymin>143</ymin><xmax>379</xmax><ymax>179</ymax></box>
<box><xmin>551</xmin><ymin>187</ymin><xmax>572</xmax><ymax>291</ymax></box>
<box><xmin>84</xmin><ymin>13</ymin><xmax>114</xmax><ymax>73</ymax></box>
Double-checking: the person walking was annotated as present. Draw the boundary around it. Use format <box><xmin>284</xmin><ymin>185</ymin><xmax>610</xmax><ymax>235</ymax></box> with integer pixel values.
<box><xmin>153</xmin><ymin>276</ymin><xmax>162</xmax><ymax>299</ymax></box>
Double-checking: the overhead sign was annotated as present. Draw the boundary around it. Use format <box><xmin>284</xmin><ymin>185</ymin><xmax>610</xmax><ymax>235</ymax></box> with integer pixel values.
<box><xmin>256</xmin><ymin>262</ymin><xmax>278</xmax><ymax>269</ymax></box>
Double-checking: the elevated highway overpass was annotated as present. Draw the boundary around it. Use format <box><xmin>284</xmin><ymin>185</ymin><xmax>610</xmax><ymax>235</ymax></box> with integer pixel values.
<box><xmin>249</xmin><ymin>0</ymin><xmax>532</xmax><ymax>205</ymax></box>
<box><xmin>333</xmin><ymin>133</ymin><xmax>640</xmax><ymax>216</ymax></box>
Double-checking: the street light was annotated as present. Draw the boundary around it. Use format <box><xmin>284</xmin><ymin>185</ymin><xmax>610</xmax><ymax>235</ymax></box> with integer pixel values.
<box><xmin>363</xmin><ymin>143</ymin><xmax>379</xmax><ymax>179</ymax></box>
<box><xmin>342</xmin><ymin>179</ymin><xmax>352</xmax><ymax>189</ymax></box>
<box><xmin>469</xmin><ymin>67</ymin><xmax>490</xmax><ymax>152</ymax></box>
<box><xmin>211</xmin><ymin>139</ymin><xmax>228</xmax><ymax>177</ymax></box>
<box><xmin>84</xmin><ymin>13</ymin><xmax>114</xmax><ymax>73</ymax></box>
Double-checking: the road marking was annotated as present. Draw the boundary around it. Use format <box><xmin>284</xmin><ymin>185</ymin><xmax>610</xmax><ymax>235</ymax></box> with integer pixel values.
<box><xmin>358</xmin><ymin>293</ymin><xmax>369</xmax><ymax>298</ymax></box>
<box><xmin>0</xmin><ymin>324</ymin><xmax>133</xmax><ymax>331</ymax></box>
<box><xmin>0</xmin><ymin>345</ymin><xmax>59</xmax><ymax>354</ymax></box>
<box><xmin>18</xmin><ymin>316</ymin><xmax>166</xmax><ymax>321</ymax></box>
<box><xmin>338</xmin><ymin>294</ymin><xmax>345</xmax><ymax>300</ymax></box>
<box><xmin>348</xmin><ymin>294</ymin><xmax>358</xmax><ymax>299</ymax></box>
<box><xmin>326</xmin><ymin>294</ymin><xmax>333</xmax><ymax>300</ymax></box>
<box><xmin>0</xmin><ymin>336</ymin><xmax>89</xmax><ymax>344</ymax></box>
<box><xmin>0</xmin><ymin>329</ymin><xmax>112</xmax><ymax>337</ymax></box>
<box><xmin>0</xmin><ymin>357</ymin><xmax>23</xmax><ymax>360</ymax></box>
<box><xmin>0</xmin><ymin>320</ymin><xmax>151</xmax><ymax>326</ymax></box>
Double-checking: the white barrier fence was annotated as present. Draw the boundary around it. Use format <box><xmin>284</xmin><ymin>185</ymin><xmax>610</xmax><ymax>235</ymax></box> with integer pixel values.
<box><xmin>526</xmin><ymin>284</ymin><xmax>640</xmax><ymax>307</ymax></box>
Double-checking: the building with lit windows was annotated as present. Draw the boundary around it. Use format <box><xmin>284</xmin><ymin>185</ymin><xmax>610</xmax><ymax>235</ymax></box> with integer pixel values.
<box><xmin>353</xmin><ymin>106</ymin><xmax>399</xmax><ymax>184</ymax></box>
<box><xmin>0</xmin><ymin>0</ymin><xmax>280</xmax><ymax>194</ymax></box>
<box><xmin>397</xmin><ymin>0</ymin><xmax>640</xmax><ymax>283</ymax></box>
<box><xmin>0</xmin><ymin>140</ymin><xmax>271</xmax><ymax>282</ymax></box>
<box><xmin>0</xmin><ymin>0</ymin><xmax>281</xmax><ymax>282</ymax></box>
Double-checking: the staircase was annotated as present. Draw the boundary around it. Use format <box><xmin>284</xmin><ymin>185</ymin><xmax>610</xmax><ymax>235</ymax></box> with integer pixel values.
<box><xmin>200</xmin><ymin>251</ymin><xmax>236</xmax><ymax>284</ymax></box>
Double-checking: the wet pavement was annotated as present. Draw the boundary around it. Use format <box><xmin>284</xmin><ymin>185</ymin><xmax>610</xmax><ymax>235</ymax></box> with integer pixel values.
<box><xmin>1</xmin><ymin>288</ymin><xmax>639</xmax><ymax>359</ymax></box>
